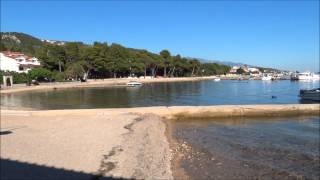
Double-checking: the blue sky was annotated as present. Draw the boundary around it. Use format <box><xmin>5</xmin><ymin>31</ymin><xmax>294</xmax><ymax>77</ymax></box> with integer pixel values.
<box><xmin>1</xmin><ymin>0</ymin><xmax>319</xmax><ymax>72</ymax></box>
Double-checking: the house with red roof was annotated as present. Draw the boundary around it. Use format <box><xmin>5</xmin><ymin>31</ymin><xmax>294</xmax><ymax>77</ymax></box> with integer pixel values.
<box><xmin>0</xmin><ymin>51</ymin><xmax>41</xmax><ymax>73</ymax></box>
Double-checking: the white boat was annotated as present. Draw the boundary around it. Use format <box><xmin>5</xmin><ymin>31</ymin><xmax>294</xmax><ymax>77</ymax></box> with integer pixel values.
<box><xmin>298</xmin><ymin>72</ymin><xmax>320</xmax><ymax>81</ymax></box>
<box><xmin>126</xmin><ymin>81</ymin><xmax>142</xmax><ymax>87</ymax></box>
<box><xmin>214</xmin><ymin>78</ymin><xmax>221</xmax><ymax>82</ymax></box>
<box><xmin>299</xmin><ymin>88</ymin><xmax>320</xmax><ymax>101</ymax></box>
<box><xmin>262</xmin><ymin>74</ymin><xmax>272</xmax><ymax>81</ymax></box>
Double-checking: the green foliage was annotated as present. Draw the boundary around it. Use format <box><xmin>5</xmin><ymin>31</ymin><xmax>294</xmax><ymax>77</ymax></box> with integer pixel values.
<box><xmin>199</xmin><ymin>63</ymin><xmax>230</xmax><ymax>76</ymax></box>
<box><xmin>0</xmin><ymin>71</ymin><xmax>29</xmax><ymax>84</ymax></box>
<box><xmin>65</xmin><ymin>62</ymin><xmax>84</xmax><ymax>79</ymax></box>
<box><xmin>52</xmin><ymin>72</ymin><xmax>67</xmax><ymax>82</ymax></box>
<box><xmin>1</xmin><ymin>32</ymin><xmax>232</xmax><ymax>80</ymax></box>
<box><xmin>28</xmin><ymin>68</ymin><xmax>52</xmax><ymax>81</ymax></box>
<box><xmin>1</xmin><ymin>32</ymin><xmax>43</xmax><ymax>55</ymax></box>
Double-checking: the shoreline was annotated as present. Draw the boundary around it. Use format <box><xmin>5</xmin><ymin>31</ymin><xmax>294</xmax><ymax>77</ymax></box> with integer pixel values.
<box><xmin>2</xmin><ymin>104</ymin><xmax>319</xmax><ymax>119</ymax></box>
<box><xmin>1</xmin><ymin>104</ymin><xmax>319</xmax><ymax>179</ymax></box>
<box><xmin>0</xmin><ymin>76</ymin><xmax>218</xmax><ymax>94</ymax></box>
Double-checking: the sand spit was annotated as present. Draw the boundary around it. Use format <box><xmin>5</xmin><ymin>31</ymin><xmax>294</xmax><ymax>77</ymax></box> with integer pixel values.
<box><xmin>1</xmin><ymin>112</ymin><xmax>172</xmax><ymax>179</ymax></box>
<box><xmin>2</xmin><ymin>104</ymin><xmax>318</xmax><ymax>119</ymax></box>
<box><xmin>0</xmin><ymin>76</ymin><xmax>217</xmax><ymax>94</ymax></box>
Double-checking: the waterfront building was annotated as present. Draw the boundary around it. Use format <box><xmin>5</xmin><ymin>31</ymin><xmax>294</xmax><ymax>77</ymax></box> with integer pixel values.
<box><xmin>230</xmin><ymin>65</ymin><xmax>260</xmax><ymax>74</ymax></box>
<box><xmin>0</xmin><ymin>51</ymin><xmax>41</xmax><ymax>73</ymax></box>
<box><xmin>229</xmin><ymin>66</ymin><xmax>241</xmax><ymax>73</ymax></box>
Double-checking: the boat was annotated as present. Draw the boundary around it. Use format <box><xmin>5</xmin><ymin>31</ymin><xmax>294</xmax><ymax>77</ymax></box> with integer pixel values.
<box><xmin>214</xmin><ymin>78</ymin><xmax>221</xmax><ymax>82</ymax></box>
<box><xmin>290</xmin><ymin>72</ymin><xmax>299</xmax><ymax>81</ymax></box>
<box><xmin>298</xmin><ymin>72</ymin><xmax>320</xmax><ymax>81</ymax></box>
<box><xmin>126</xmin><ymin>81</ymin><xmax>142</xmax><ymax>87</ymax></box>
<box><xmin>262</xmin><ymin>74</ymin><xmax>272</xmax><ymax>81</ymax></box>
<box><xmin>299</xmin><ymin>88</ymin><xmax>320</xmax><ymax>101</ymax></box>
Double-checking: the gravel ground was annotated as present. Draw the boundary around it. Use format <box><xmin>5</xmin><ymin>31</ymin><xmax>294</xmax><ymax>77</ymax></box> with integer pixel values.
<box><xmin>0</xmin><ymin>111</ymin><xmax>172</xmax><ymax>179</ymax></box>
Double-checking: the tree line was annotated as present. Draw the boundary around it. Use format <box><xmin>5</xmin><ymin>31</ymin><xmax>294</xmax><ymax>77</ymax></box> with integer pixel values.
<box><xmin>33</xmin><ymin>42</ymin><xmax>230</xmax><ymax>80</ymax></box>
<box><xmin>1</xmin><ymin>33</ymin><xmax>231</xmax><ymax>82</ymax></box>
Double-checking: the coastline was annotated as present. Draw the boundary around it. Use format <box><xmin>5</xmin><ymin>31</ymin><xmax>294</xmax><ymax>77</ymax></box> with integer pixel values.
<box><xmin>1</xmin><ymin>104</ymin><xmax>319</xmax><ymax>179</ymax></box>
<box><xmin>2</xmin><ymin>104</ymin><xmax>319</xmax><ymax>119</ymax></box>
<box><xmin>0</xmin><ymin>76</ymin><xmax>218</xmax><ymax>94</ymax></box>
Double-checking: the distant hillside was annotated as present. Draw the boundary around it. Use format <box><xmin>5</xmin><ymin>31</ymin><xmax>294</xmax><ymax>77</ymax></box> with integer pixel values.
<box><xmin>0</xmin><ymin>32</ymin><xmax>281</xmax><ymax>73</ymax></box>
<box><xmin>189</xmin><ymin>57</ymin><xmax>253</xmax><ymax>67</ymax></box>
<box><xmin>0</xmin><ymin>32</ymin><xmax>44</xmax><ymax>55</ymax></box>
<box><xmin>190</xmin><ymin>57</ymin><xmax>282</xmax><ymax>72</ymax></box>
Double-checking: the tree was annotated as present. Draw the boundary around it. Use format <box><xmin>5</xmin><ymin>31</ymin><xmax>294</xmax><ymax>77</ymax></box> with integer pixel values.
<box><xmin>28</xmin><ymin>68</ymin><xmax>52</xmax><ymax>81</ymax></box>
<box><xmin>1</xmin><ymin>32</ymin><xmax>234</xmax><ymax>80</ymax></box>
<box><xmin>64</xmin><ymin>42</ymin><xmax>81</xmax><ymax>63</ymax></box>
<box><xmin>65</xmin><ymin>62</ymin><xmax>85</xmax><ymax>80</ymax></box>
<box><xmin>189</xmin><ymin>59</ymin><xmax>200</xmax><ymax>76</ymax></box>
<box><xmin>160</xmin><ymin>50</ymin><xmax>171</xmax><ymax>77</ymax></box>
<box><xmin>136</xmin><ymin>51</ymin><xmax>153</xmax><ymax>78</ymax></box>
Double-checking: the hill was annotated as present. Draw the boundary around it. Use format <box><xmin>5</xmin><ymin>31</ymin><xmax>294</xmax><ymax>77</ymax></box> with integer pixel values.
<box><xmin>0</xmin><ymin>32</ymin><xmax>44</xmax><ymax>55</ymax></box>
<box><xmin>0</xmin><ymin>32</ymin><xmax>232</xmax><ymax>80</ymax></box>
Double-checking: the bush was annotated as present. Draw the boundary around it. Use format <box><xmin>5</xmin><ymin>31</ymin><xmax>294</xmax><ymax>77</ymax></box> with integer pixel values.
<box><xmin>28</xmin><ymin>68</ymin><xmax>52</xmax><ymax>81</ymax></box>
<box><xmin>13</xmin><ymin>72</ymin><xmax>29</xmax><ymax>84</ymax></box>
<box><xmin>0</xmin><ymin>70</ymin><xmax>29</xmax><ymax>84</ymax></box>
<box><xmin>53</xmin><ymin>71</ymin><xmax>67</xmax><ymax>82</ymax></box>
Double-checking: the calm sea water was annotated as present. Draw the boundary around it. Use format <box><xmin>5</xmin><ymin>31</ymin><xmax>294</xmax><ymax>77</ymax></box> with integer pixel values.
<box><xmin>173</xmin><ymin>116</ymin><xmax>320</xmax><ymax>179</ymax></box>
<box><xmin>1</xmin><ymin>80</ymin><xmax>319</xmax><ymax>109</ymax></box>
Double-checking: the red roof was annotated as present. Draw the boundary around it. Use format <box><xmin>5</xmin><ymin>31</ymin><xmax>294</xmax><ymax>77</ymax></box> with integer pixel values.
<box><xmin>1</xmin><ymin>51</ymin><xmax>34</xmax><ymax>61</ymax></box>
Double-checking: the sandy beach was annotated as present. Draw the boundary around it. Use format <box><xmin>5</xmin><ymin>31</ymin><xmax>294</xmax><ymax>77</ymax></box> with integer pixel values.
<box><xmin>1</xmin><ymin>110</ymin><xmax>172</xmax><ymax>179</ymax></box>
<box><xmin>1</xmin><ymin>105</ymin><xmax>319</xmax><ymax>179</ymax></box>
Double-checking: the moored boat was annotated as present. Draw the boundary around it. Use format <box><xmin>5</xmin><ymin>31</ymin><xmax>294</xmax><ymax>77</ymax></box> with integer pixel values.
<box><xmin>299</xmin><ymin>88</ymin><xmax>320</xmax><ymax>101</ymax></box>
<box><xmin>262</xmin><ymin>74</ymin><xmax>272</xmax><ymax>81</ymax></box>
<box><xmin>214</xmin><ymin>78</ymin><xmax>221</xmax><ymax>82</ymax></box>
<box><xmin>126</xmin><ymin>81</ymin><xmax>143</xmax><ymax>87</ymax></box>
<box><xmin>298</xmin><ymin>72</ymin><xmax>320</xmax><ymax>81</ymax></box>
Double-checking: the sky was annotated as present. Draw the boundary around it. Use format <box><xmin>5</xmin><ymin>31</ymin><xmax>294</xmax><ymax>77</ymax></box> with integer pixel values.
<box><xmin>1</xmin><ymin>0</ymin><xmax>319</xmax><ymax>72</ymax></box>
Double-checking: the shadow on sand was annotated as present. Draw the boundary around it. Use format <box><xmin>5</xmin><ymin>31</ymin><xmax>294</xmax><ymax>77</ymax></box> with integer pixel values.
<box><xmin>0</xmin><ymin>131</ymin><xmax>12</xmax><ymax>136</ymax></box>
<box><xmin>1</xmin><ymin>158</ymin><xmax>130</xmax><ymax>180</ymax></box>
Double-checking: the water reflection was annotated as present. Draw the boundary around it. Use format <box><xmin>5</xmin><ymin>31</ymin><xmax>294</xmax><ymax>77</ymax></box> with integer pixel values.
<box><xmin>1</xmin><ymin>80</ymin><xmax>319</xmax><ymax>109</ymax></box>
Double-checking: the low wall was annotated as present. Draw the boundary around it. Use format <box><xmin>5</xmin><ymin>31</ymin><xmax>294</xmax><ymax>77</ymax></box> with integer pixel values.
<box><xmin>2</xmin><ymin>104</ymin><xmax>319</xmax><ymax>119</ymax></box>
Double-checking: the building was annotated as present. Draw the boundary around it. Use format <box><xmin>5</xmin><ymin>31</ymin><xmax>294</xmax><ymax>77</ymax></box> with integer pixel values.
<box><xmin>0</xmin><ymin>51</ymin><xmax>41</xmax><ymax>73</ymax></box>
<box><xmin>248</xmin><ymin>67</ymin><xmax>260</xmax><ymax>73</ymax></box>
<box><xmin>229</xmin><ymin>66</ymin><xmax>240</xmax><ymax>73</ymax></box>
<box><xmin>41</xmin><ymin>39</ymin><xmax>66</xmax><ymax>46</ymax></box>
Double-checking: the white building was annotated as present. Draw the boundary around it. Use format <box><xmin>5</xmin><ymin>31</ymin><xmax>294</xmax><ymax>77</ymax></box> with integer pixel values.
<box><xmin>0</xmin><ymin>51</ymin><xmax>41</xmax><ymax>73</ymax></box>
<box><xmin>248</xmin><ymin>67</ymin><xmax>260</xmax><ymax>73</ymax></box>
<box><xmin>229</xmin><ymin>66</ymin><xmax>240</xmax><ymax>73</ymax></box>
